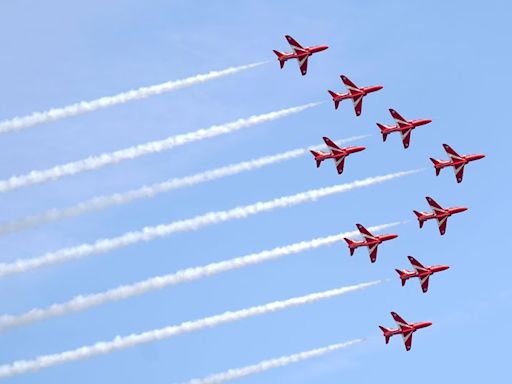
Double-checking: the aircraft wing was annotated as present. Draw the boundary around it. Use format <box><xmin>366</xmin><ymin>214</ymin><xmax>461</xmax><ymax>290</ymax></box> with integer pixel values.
<box><xmin>454</xmin><ymin>164</ymin><xmax>465</xmax><ymax>183</ymax></box>
<box><xmin>285</xmin><ymin>35</ymin><xmax>305</xmax><ymax>53</ymax></box>
<box><xmin>341</xmin><ymin>75</ymin><xmax>360</xmax><ymax>94</ymax></box>
<box><xmin>335</xmin><ymin>156</ymin><xmax>347</xmax><ymax>174</ymax></box>
<box><xmin>323</xmin><ymin>137</ymin><xmax>342</xmax><ymax>153</ymax></box>
<box><xmin>368</xmin><ymin>243</ymin><xmax>378</xmax><ymax>263</ymax></box>
<box><xmin>426</xmin><ymin>196</ymin><xmax>444</xmax><ymax>213</ymax></box>
<box><xmin>356</xmin><ymin>224</ymin><xmax>376</xmax><ymax>240</ymax></box>
<box><xmin>400</xmin><ymin>128</ymin><xmax>412</xmax><ymax>149</ymax></box>
<box><xmin>389</xmin><ymin>109</ymin><xmax>410</xmax><ymax>128</ymax></box>
<box><xmin>352</xmin><ymin>95</ymin><xmax>363</xmax><ymax>116</ymax></box>
<box><xmin>297</xmin><ymin>55</ymin><xmax>309</xmax><ymax>76</ymax></box>
<box><xmin>436</xmin><ymin>216</ymin><xmax>448</xmax><ymax>235</ymax></box>
<box><xmin>443</xmin><ymin>144</ymin><xmax>463</xmax><ymax>161</ymax></box>
<box><xmin>408</xmin><ymin>256</ymin><xmax>426</xmax><ymax>272</ymax></box>
<box><xmin>420</xmin><ymin>275</ymin><xmax>430</xmax><ymax>293</ymax></box>
<box><xmin>391</xmin><ymin>312</ymin><xmax>410</xmax><ymax>328</ymax></box>
<box><xmin>402</xmin><ymin>331</ymin><xmax>414</xmax><ymax>351</ymax></box>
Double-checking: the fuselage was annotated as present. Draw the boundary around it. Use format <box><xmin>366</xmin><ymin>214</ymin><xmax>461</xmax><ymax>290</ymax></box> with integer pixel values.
<box><xmin>280</xmin><ymin>45</ymin><xmax>328</xmax><ymax>60</ymax></box>
<box><xmin>315</xmin><ymin>146</ymin><xmax>366</xmax><ymax>162</ymax></box>
<box><xmin>382</xmin><ymin>118</ymin><xmax>432</xmax><ymax>133</ymax></box>
<box><xmin>351</xmin><ymin>233</ymin><xmax>398</xmax><ymax>249</ymax></box>
<box><xmin>418</xmin><ymin>207</ymin><xmax>468</xmax><ymax>221</ymax></box>
<box><xmin>399</xmin><ymin>265</ymin><xmax>450</xmax><ymax>281</ymax></box>
<box><xmin>387</xmin><ymin>321</ymin><xmax>432</xmax><ymax>337</ymax></box>
<box><xmin>434</xmin><ymin>154</ymin><xmax>486</xmax><ymax>169</ymax></box>
<box><xmin>333</xmin><ymin>85</ymin><xmax>383</xmax><ymax>101</ymax></box>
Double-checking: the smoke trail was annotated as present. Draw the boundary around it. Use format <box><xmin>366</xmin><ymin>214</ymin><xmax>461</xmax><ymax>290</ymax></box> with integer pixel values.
<box><xmin>0</xmin><ymin>135</ymin><xmax>369</xmax><ymax>235</ymax></box>
<box><xmin>0</xmin><ymin>102</ymin><xmax>319</xmax><ymax>193</ymax></box>
<box><xmin>0</xmin><ymin>170</ymin><xmax>419</xmax><ymax>278</ymax></box>
<box><xmin>0</xmin><ymin>281</ymin><xmax>381</xmax><ymax>379</ymax></box>
<box><xmin>0</xmin><ymin>222</ymin><xmax>397</xmax><ymax>331</ymax></box>
<box><xmin>181</xmin><ymin>339</ymin><xmax>365</xmax><ymax>384</ymax></box>
<box><xmin>0</xmin><ymin>62</ymin><xmax>267</xmax><ymax>134</ymax></box>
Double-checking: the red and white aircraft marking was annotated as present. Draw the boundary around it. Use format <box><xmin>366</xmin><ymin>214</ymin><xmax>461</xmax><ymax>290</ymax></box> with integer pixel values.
<box><xmin>310</xmin><ymin>137</ymin><xmax>366</xmax><ymax>174</ymax></box>
<box><xmin>273</xmin><ymin>35</ymin><xmax>328</xmax><ymax>76</ymax></box>
<box><xmin>377</xmin><ymin>109</ymin><xmax>432</xmax><ymax>149</ymax></box>
<box><xmin>413</xmin><ymin>196</ymin><xmax>468</xmax><ymax>236</ymax></box>
<box><xmin>430</xmin><ymin>144</ymin><xmax>485</xmax><ymax>183</ymax></box>
<box><xmin>327</xmin><ymin>75</ymin><xmax>383</xmax><ymax>116</ymax></box>
<box><xmin>379</xmin><ymin>312</ymin><xmax>432</xmax><ymax>351</ymax></box>
<box><xmin>344</xmin><ymin>223</ymin><xmax>398</xmax><ymax>263</ymax></box>
<box><xmin>396</xmin><ymin>256</ymin><xmax>449</xmax><ymax>293</ymax></box>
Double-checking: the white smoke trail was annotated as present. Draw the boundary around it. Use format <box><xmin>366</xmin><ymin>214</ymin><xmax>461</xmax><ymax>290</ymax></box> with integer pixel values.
<box><xmin>0</xmin><ymin>170</ymin><xmax>419</xmax><ymax>278</ymax></box>
<box><xmin>0</xmin><ymin>281</ymin><xmax>381</xmax><ymax>379</ymax></box>
<box><xmin>0</xmin><ymin>222</ymin><xmax>398</xmax><ymax>331</ymax></box>
<box><xmin>0</xmin><ymin>135</ymin><xmax>369</xmax><ymax>235</ymax></box>
<box><xmin>181</xmin><ymin>339</ymin><xmax>365</xmax><ymax>384</ymax></box>
<box><xmin>0</xmin><ymin>62</ymin><xmax>267</xmax><ymax>134</ymax></box>
<box><xmin>0</xmin><ymin>102</ymin><xmax>319</xmax><ymax>193</ymax></box>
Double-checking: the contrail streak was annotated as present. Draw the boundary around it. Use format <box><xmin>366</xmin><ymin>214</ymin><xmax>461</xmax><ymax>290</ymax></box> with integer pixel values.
<box><xmin>0</xmin><ymin>281</ymin><xmax>381</xmax><ymax>379</ymax></box>
<box><xmin>0</xmin><ymin>170</ymin><xmax>419</xmax><ymax>278</ymax></box>
<box><xmin>0</xmin><ymin>62</ymin><xmax>267</xmax><ymax>134</ymax></box>
<box><xmin>180</xmin><ymin>339</ymin><xmax>365</xmax><ymax>384</ymax></box>
<box><xmin>0</xmin><ymin>222</ymin><xmax>398</xmax><ymax>331</ymax></box>
<box><xmin>0</xmin><ymin>102</ymin><xmax>319</xmax><ymax>193</ymax></box>
<box><xmin>0</xmin><ymin>135</ymin><xmax>369</xmax><ymax>235</ymax></box>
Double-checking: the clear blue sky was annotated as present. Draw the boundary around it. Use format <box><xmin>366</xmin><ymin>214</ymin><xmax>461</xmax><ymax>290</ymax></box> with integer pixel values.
<box><xmin>0</xmin><ymin>1</ymin><xmax>510</xmax><ymax>383</ymax></box>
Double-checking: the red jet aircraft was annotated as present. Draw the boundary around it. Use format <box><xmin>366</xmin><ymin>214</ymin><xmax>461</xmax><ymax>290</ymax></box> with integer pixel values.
<box><xmin>377</xmin><ymin>109</ymin><xmax>432</xmax><ymax>149</ymax></box>
<box><xmin>344</xmin><ymin>224</ymin><xmax>398</xmax><ymax>263</ymax></box>
<box><xmin>430</xmin><ymin>144</ymin><xmax>485</xmax><ymax>183</ymax></box>
<box><xmin>273</xmin><ymin>35</ymin><xmax>328</xmax><ymax>76</ymax></box>
<box><xmin>327</xmin><ymin>75</ymin><xmax>383</xmax><ymax>116</ymax></box>
<box><xmin>413</xmin><ymin>196</ymin><xmax>468</xmax><ymax>236</ymax></box>
<box><xmin>310</xmin><ymin>137</ymin><xmax>366</xmax><ymax>174</ymax></box>
<box><xmin>379</xmin><ymin>312</ymin><xmax>432</xmax><ymax>351</ymax></box>
<box><xmin>396</xmin><ymin>256</ymin><xmax>449</xmax><ymax>293</ymax></box>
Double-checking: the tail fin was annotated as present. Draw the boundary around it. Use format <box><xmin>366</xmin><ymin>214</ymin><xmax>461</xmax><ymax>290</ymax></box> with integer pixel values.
<box><xmin>379</xmin><ymin>326</ymin><xmax>392</xmax><ymax>344</ymax></box>
<box><xmin>272</xmin><ymin>50</ymin><xmax>286</xmax><ymax>68</ymax></box>
<box><xmin>327</xmin><ymin>90</ymin><xmax>340</xmax><ymax>109</ymax></box>
<box><xmin>395</xmin><ymin>269</ymin><xmax>407</xmax><ymax>286</ymax></box>
<box><xmin>344</xmin><ymin>238</ymin><xmax>355</xmax><ymax>256</ymax></box>
<box><xmin>413</xmin><ymin>210</ymin><xmax>424</xmax><ymax>228</ymax></box>
<box><xmin>430</xmin><ymin>158</ymin><xmax>441</xmax><ymax>176</ymax></box>
<box><xmin>310</xmin><ymin>150</ymin><xmax>323</xmax><ymax>168</ymax></box>
<box><xmin>376</xmin><ymin>123</ymin><xmax>389</xmax><ymax>142</ymax></box>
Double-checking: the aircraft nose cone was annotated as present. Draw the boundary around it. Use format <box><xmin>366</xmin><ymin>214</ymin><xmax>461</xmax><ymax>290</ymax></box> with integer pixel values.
<box><xmin>460</xmin><ymin>207</ymin><xmax>469</xmax><ymax>212</ymax></box>
<box><xmin>375</xmin><ymin>85</ymin><xmax>384</xmax><ymax>91</ymax></box>
<box><xmin>424</xmin><ymin>119</ymin><xmax>433</xmax><ymax>124</ymax></box>
<box><xmin>424</xmin><ymin>322</ymin><xmax>433</xmax><ymax>328</ymax></box>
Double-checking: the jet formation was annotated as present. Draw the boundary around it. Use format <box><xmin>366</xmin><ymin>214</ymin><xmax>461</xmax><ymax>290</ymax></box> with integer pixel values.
<box><xmin>272</xmin><ymin>34</ymin><xmax>484</xmax><ymax>352</ymax></box>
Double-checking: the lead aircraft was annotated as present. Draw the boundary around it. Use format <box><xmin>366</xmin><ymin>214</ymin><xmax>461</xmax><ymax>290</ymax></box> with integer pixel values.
<box><xmin>273</xmin><ymin>35</ymin><xmax>328</xmax><ymax>76</ymax></box>
<box><xmin>413</xmin><ymin>196</ymin><xmax>468</xmax><ymax>235</ymax></box>
<box><xmin>430</xmin><ymin>144</ymin><xmax>485</xmax><ymax>183</ymax></box>
<box><xmin>395</xmin><ymin>256</ymin><xmax>449</xmax><ymax>293</ymax></box>
<box><xmin>344</xmin><ymin>224</ymin><xmax>398</xmax><ymax>263</ymax></box>
<box><xmin>310</xmin><ymin>136</ymin><xmax>366</xmax><ymax>174</ymax></box>
<box><xmin>377</xmin><ymin>109</ymin><xmax>432</xmax><ymax>148</ymax></box>
<box><xmin>327</xmin><ymin>75</ymin><xmax>383</xmax><ymax>116</ymax></box>
<box><xmin>379</xmin><ymin>312</ymin><xmax>432</xmax><ymax>351</ymax></box>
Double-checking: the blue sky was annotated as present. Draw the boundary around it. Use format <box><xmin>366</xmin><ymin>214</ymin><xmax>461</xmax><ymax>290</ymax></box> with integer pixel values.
<box><xmin>0</xmin><ymin>1</ymin><xmax>510</xmax><ymax>382</ymax></box>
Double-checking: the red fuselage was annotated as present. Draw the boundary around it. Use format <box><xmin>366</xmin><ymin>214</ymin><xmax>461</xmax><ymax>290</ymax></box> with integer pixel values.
<box><xmin>313</xmin><ymin>145</ymin><xmax>366</xmax><ymax>163</ymax></box>
<box><xmin>379</xmin><ymin>118</ymin><xmax>432</xmax><ymax>133</ymax></box>
<box><xmin>433</xmin><ymin>154</ymin><xmax>486</xmax><ymax>170</ymax></box>
<box><xmin>398</xmin><ymin>265</ymin><xmax>450</xmax><ymax>282</ymax></box>
<box><xmin>416</xmin><ymin>207</ymin><xmax>468</xmax><ymax>223</ymax></box>
<box><xmin>349</xmin><ymin>233</ymin><xmax>398</xmax><ymax>250</ymax></box>
<box><xmin>279</xmin><ymin>45</ymin><xmax>329</xmax><ymax>61</ymax></box>
<box><xmin>331</xmin><ymin>85</ymin><xmax>383</xmax><ymax>102</ymax></box>
<box><xmin>384</xmin><ymin>322</ymin><xmax>432</xmax><ymax>338</ymax></box>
